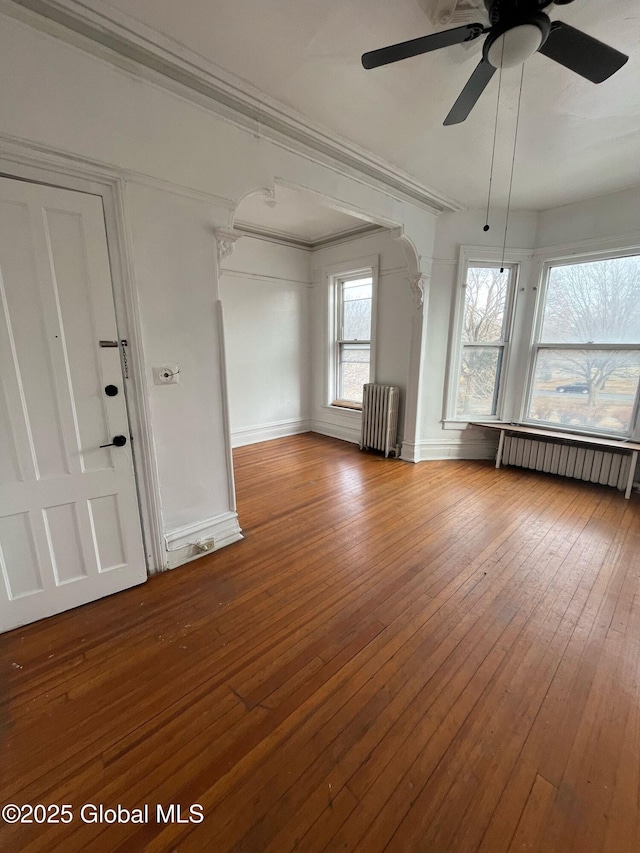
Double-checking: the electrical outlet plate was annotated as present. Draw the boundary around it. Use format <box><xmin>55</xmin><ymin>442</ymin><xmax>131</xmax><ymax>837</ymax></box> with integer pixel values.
<box><xmin>153</xmin><ymin>366</ymin><xmax>179</xmax><ymax>385</ymax></box>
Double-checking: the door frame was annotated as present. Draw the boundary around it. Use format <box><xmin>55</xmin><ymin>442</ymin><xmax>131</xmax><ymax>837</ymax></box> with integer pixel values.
<box><xmin>0</xmin><ymin>135</ymin><xmax>164</xmax><ymax>574</ymax></box>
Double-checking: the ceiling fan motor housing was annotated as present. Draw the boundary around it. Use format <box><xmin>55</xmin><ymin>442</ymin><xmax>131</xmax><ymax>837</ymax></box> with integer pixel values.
<box><xmin>484</xmin><ymin>10</ymin><xmax>551</xmax><ymax>67</ymax></box>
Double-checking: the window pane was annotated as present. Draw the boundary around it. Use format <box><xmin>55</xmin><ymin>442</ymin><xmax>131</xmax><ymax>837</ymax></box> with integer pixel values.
<box><xmin>339</xmin><ymin>344</ymin><xmax>370</xmax><ymax>403</ymax></box>
<box><xmin>456</xmin><ymin>346</ymin><xmax>502</xmax><ymax>417</ymax></box>
<box><xmin>342</xmin><ymin>279</ymin><xmax>372</xmax><ymax>341</ymax></box>
<box><xmin>343</xmin><ymin>279</ymin><xmax>372</xmax><ymax>296</ymax></box>
<box><xmin>541</xmin><ymin>256</ymin><xmax>640</xmax><ymax>344</ymax></box>
<box><xmin>527</xmin><ymin>348</ymin><xmax>640</xmax><ymax>435</ymax></box>
<box><xmin>462</xmin><ymin>267</ymin><xmax>510</xmax><ymax>343</ymax></box>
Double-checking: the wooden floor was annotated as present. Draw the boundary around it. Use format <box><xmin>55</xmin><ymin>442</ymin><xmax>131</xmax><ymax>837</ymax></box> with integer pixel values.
<box><xmin>1</xmin><ymin>433</ymin><xmax>639</xmax><ymax>852</ymax></box>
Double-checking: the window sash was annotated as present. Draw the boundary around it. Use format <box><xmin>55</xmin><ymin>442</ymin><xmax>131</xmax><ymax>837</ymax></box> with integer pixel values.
<box><xmin>523</xmin><ymin>344</ymin><xmax>640</xmax><ymax>437</ymax></box>
<box><xmin>538</xmin><ymin>254</ymin><xmax>640</xmax><ymax>346</ymax></box>
<box><xmin>338</xmin><ymin>280</ymin><xmax>372</xmax><ymax>343</ymax></box>
<box><xmin>337</xmin><ymin>342</ymin><xmax>371</xmax><ymax>404</ymax></box>
<box><xmin>456</xmin><ymin>344</ymin><xmax>505</xmax><ymax>418</ymax></box>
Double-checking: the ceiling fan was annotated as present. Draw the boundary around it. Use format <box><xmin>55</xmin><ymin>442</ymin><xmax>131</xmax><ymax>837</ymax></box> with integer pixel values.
<box><xmin>361</xmin><ymin>0</ymin><xmax>629</xmax><ymax>125</ymax></box>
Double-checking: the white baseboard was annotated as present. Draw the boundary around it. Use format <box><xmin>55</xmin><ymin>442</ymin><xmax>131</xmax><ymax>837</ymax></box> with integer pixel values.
<box><xmin>402</xmin><ymin>437</ymin><xmax>496</xmax><ymax>463</ymax></box>
<box><xmin>231</xmin><ymin>418</ymin><xmax>311</xmax><ymax>448</ymax></box>
<box><xmin>164</xmin><ymin>511</ymin><xmax>243</xmax><ymax>570</ymax></box>
<box><xmin>400</xmin><ymin>440</ymin><xmax>420</xmax><ymax>463</ymax></box>
<box><xmin>310</xmin><ymin>418</ymin><xmax>360</xmax><ymax>445</ymax></box>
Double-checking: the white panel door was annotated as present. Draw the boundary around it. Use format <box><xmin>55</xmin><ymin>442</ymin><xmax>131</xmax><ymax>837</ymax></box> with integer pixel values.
<box><xmin>0</xmin><ymin>176</ymin><xmax>146</xmax><ymax>633</ymax></box>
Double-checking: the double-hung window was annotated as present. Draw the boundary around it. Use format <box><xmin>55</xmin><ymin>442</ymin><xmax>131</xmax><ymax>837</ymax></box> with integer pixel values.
<box><xmin>448</xmin><ymin>261</ymin><xmax>517</xmax><ymax>420</ymax></box>
<box><xmin>332</xmin><ymin>273</ymin><xmax>373</xmax><ymax>407</ymax></box>
<box><xmin>525</xmin><ymin>254</ymin><xmax>640</xmax><ymax>437</ymax></box>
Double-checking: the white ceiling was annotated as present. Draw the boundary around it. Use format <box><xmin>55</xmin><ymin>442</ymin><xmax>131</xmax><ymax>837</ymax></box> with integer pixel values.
<box><xmin>234</xmin><ymin>186</ymin><xmax>378</xmax><ymax>245</ymax></box>
<box><xmin>43</xmin><ymin>0</ymin><xmax>640</xmax><ymax>212</ymax></box>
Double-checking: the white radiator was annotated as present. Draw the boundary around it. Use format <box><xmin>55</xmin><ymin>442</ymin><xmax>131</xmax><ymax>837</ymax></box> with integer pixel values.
<box><xmin>502</xmin><ymin>435</ymin><xmax>630</xmax><ymax>490</ymax></box>
<box><xmin>360</xmin><ymin>383</ymin><xmax>399</xmax><ymax>458</ymax></box>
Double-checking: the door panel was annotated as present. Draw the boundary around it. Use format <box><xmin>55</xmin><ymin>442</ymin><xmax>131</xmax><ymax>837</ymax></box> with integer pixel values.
<box><xmin>0</xmin><ymin>176</ymin><xmax>147</xmax><ymax>633</ymax></box>
<box><xmin>0</xmin><ymin>512</ymin><xmax>44</xmax><ymax>598</ymax></box>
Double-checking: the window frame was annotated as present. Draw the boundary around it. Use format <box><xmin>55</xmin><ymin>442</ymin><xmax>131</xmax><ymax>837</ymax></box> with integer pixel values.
<box><xmin>324</xmin><ymin>255</ymin><xmax>378</xmax><ymax>411</ymax></box>
<box><xmin>334</xmin><ymin>274</ymin><xmax>373</xmax><ymax>406</ymax></box>
<box><xmin>520</xmin><ymin>251</ymin><xmax>640</xmax><ymax>440</ymax></box>
<box><xmin>444</xmin><ymin>248</ymin><xmax>522</xmax><ymax>426</ymax></box>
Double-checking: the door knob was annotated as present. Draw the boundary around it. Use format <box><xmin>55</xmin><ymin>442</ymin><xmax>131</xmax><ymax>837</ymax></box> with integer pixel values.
<box><xmin>100</xmin><ymin>435</ymin><xmax>127</xmax><ymax>448</ymax></box>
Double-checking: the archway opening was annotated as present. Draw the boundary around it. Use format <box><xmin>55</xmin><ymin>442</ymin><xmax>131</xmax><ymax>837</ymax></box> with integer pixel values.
<box><xmin>219</xmin><ymin>183</ymin><xmax>417</xmax><ymax>453</ymax></box>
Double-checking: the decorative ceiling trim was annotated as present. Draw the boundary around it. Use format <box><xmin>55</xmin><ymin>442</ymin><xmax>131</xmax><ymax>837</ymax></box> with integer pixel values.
<box><xmin>234</xmin><ymin>222</ymin><xmax>386</xmax><ymax>251</ymax></box>
<box><xmin>6</xmin><ymin>0</ymin><xmax>463</xmax><ymax>214</ymax></box>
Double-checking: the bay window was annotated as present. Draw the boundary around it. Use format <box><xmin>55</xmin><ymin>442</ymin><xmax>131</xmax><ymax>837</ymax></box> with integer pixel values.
<box><xmin>447</xmin><ymin>248</ymin><xmax>640</xmax><ymax>441</ymax></box>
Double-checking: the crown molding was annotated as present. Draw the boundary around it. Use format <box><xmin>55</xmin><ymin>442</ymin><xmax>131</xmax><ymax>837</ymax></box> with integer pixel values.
<box><xmin>5</xmin><ymin>0</ymin><xmax>463</xmax><ymax>215</ymax></box>
<box><xmin>234</xmin><ymin>221</ymin><xmax>386</xmax><ymax>251</ymax></box>
<box><xmin>531</xmin><ymin>231</ymin><xmax>640</xmax><ymax>259</ymax></box>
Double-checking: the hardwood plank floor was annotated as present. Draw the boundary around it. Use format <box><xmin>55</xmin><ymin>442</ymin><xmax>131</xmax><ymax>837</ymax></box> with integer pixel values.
<box><xmin>1</xmin><ymin>433</ymin><xmax>639</xmax><ymax>852</ymax></box>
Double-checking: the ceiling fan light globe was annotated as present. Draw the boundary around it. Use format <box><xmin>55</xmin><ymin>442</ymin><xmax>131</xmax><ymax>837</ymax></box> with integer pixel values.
<box><xmin>487</xmin><ymin>24</ymin><xmax>544</xmax><ymax>68</ymax></box>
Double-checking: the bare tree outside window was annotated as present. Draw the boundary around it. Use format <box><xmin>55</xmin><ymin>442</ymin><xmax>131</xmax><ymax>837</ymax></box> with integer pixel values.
<box><xmin>527</xmin><ymin>255</ymin><xmax>640</xmax><ymax>435</ymax></box>
<box><xmin>456</xmin><ymin>266</ymin><xmax>513</xmax><ymax>417</ymax></box>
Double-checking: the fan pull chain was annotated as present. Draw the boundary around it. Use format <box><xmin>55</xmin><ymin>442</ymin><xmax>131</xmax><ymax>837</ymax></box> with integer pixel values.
<box><xmin>500</xmin><ymin>62</ymin><xmax>525</xmax><ymax>272</ymax></box>
<box><xmin>483</xmin><ymin>62</ymin><xmax>504</xmax><ymax>232</ymax></box>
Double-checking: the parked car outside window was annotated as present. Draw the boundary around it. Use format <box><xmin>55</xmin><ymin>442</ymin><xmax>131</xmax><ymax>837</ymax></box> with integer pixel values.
<box><xmin>555</xmin><ymin>383</ymin><xmax>589</xmax><ymax>394</ymax></box>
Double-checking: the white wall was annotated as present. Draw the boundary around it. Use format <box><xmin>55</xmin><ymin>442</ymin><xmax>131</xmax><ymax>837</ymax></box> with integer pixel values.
<box><xmin>310</xmin><ymin>231</ymin><xmax>414</xmax><ymax>444</ymax></box>
<box><xmin>124</xmin><ymin>183</ymin><xmax>233</xmax><ymax>530</ymax></box>
<box><xmin>219</xmin><ymin>237</ymin><xmax>312</xmax><ymax>446</ymax></box>
<box><xmin>535</xmin><ymin>186</ymin><xmax>640</xmax><ymax>249</ymax></box>
<box><xmin>0</xmin><ymin>12</ymin><xmax>438</xmax><ymax>569</ymax></box>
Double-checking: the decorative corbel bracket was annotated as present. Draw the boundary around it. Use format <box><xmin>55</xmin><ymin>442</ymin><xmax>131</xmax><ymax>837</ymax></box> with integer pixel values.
<box><xmin>261</xmin><ymin>187</ymin><xmax>277</xmax><ymax>208</ymax></box>
<box><xmin>409</xmin><ymin>273</ymin><xmax>428</xmax><ymax>311</ymax></box>
<box><xmin>214</xmin><ymin>228</ymin><xmax>243</xmax><ymax>266</ymax></box>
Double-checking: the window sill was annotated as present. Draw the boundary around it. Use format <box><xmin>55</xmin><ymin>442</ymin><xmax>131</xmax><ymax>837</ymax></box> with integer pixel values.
<box><xmin>442</xmin><ymin>419</ymin><xmax>498</xmax><ymax>430</ymax></box>
<box><xmin>519</xmin><ymin>419</ymin><xmax>634</xmax><ymax>443</ymax></box>
<box><xmin>330</xmin><ymin>400</ymin><xmax>362</xmax><ymax>412</ymax></box>
<box><xmin>465</xmin><ymin>418</ymin><xmax>635</xmax><ymax>444</ymax></box>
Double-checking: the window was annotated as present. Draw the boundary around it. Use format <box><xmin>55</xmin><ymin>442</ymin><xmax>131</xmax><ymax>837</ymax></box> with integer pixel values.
<box><xmin>525</xmin><ymin>254</ymin><xmax>640</xmax><ymax>437</ymax></box>
<box><xmin>332</xmin><ymin>274</ymin><xmax>373</xmax><ymax>406</ymax></box>
<box><xmin>449</xmin><ymin>262</ymin><xmax>517</xmax><ymax>420</ymax></box>
<box><xmin>325</xmin><ymin>269</ymin><xmax>375</xmax><ymax>407</ymax></box>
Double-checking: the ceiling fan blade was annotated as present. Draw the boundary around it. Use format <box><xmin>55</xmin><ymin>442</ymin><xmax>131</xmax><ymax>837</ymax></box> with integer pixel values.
<box><xmin>538</xmin><ymin>21</ymin><xmax>628</xmax><ymax>83</ymax></box>
<box><xmin>362</xmin><ymin>23</ymin><xmax>484</xmax><ymax>69</ymax></box>
<box><xmin>443</xmin><ymin>59</ymin><xmax>496</xmax><ymax>125</ymax></box>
